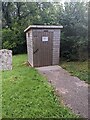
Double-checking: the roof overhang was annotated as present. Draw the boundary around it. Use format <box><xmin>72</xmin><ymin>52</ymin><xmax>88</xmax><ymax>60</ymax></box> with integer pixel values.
<box><xmin>24</xmin><ymin>25</ymin><xmax>63</xmax><ymax>32</ymax></box>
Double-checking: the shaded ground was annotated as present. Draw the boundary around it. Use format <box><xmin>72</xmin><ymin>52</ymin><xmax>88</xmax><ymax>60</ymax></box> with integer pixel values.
<box><xmin>36</xmin><ymin>65</ymin><xmax>88</xmax><ymax>118</ymax></box>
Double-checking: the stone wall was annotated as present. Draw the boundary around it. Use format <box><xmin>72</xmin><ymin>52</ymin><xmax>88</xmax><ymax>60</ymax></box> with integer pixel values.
<box><xmin>0</xmin><ymin>49</ymin><xmax>12</xmax><ymax>70</ymax></box>
<box><xmin>52</xmin><ymin>29</ymin><xmax>60</xmax><ymax>65</ymax></box>
<box><xmin>26</xmin><ymin>30</ymin><xmax>33</xmax><ymax>67</ymax></box>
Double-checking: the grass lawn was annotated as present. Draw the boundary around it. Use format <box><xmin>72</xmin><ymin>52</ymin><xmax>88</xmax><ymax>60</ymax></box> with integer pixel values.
<box><xmin>2</xmin><ymin>54</ymin><xmax>78</xmax><ymax>118</ymax></box>
<box><xmin>60</xmin><ymin>61</ymin><xmax>88</xmax><ymax>84</ymax></box>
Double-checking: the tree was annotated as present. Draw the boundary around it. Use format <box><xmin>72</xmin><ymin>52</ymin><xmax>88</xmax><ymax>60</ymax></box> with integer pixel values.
<box><xmin>2</xmin><ymin>2</ymin><xmax>88</xmax><ymax>61</ymax></box>
<box><xmin>57</xmin><ymin>2</ymin><xmax>88</xmax><ymax>61</ymax></box>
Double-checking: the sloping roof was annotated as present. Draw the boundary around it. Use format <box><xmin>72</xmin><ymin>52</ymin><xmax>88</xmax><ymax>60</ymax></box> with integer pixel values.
<box><xmin>24</xmin><ymin>25</ymin><xmax>63</xmax><ymax>32</ymax></box>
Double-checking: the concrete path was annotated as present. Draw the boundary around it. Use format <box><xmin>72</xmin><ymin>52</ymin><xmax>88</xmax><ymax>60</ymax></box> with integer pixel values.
<box><xmin>36</xmin><ymin>65</ymin><xmax>88</xmax><ymax>118</ymax></box>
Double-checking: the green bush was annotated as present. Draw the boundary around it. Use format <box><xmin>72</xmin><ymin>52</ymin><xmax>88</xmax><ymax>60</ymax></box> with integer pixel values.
<box><xmin>60</xmin><ymin>35</ymin><xmax>88</xmax><ymax>61</ymax></box>
<box><xmin>2</xmin><ymin>26</ymin><xmax>27</xmax><ymax>54</ymax></box>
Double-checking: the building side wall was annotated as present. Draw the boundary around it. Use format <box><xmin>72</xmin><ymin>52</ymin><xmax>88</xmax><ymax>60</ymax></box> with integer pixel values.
<box><xmin>52</xmin><ymin>29</ymin><xmax>60</xmax><ymax>65</ymax></box>
<box><xmin>26</xmin><ymin>30</ymin><xmax>33</xmax><ymax>66</ymax></box>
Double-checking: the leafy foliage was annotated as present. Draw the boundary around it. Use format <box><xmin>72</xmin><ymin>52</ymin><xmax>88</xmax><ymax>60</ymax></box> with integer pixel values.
<box><xmin>2</xmin><ymin>2</ymin><xmax>88</xmax><ymax>60</ymax></box>
<box><xmin>59</xmin><ymin>2</ymin><xmax>88</xmax><ymax>61</ymax></box>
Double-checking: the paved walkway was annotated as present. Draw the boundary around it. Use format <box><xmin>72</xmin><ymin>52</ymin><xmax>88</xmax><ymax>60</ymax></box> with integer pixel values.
<box><xmin>36</xmin><ymin>65</ymin><xmax>88</xmax><ymax>118</ymax></box>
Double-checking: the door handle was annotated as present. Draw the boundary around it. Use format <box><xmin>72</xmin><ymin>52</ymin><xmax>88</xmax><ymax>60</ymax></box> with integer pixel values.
<box><xmin>34</xmin><ymin>48</ymin><xmax>39</xmax><ymax>54</ymax></box>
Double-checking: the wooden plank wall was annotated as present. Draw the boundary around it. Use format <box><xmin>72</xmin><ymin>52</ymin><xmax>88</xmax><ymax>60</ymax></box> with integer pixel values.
<box><xmin>26</xmin><ymin>28</ymin><xmax>61</xmax><ymax>67</ymax></box>
<box><xmin>43</xmin><ymin>29</ymin><xmax>60</xmax><ymax>65</ymax></box>
<box><xmin>33</xmin><ymin>30</ymin><xmax>53</xmax><ymax>67</ymax></box>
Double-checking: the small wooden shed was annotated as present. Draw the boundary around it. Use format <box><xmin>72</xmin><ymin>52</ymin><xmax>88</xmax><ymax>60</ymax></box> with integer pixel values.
<box><xmin>24</xmin><ymin>25</ymin><xmax>63</xmax><ymax>67</ymax></box>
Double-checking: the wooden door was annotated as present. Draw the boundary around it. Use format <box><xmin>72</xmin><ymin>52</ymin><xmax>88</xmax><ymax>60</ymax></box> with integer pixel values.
<box><xmin>33</xmin><ymin>30</ymin><xmax>53</xmax><ymax>67</ymax></box>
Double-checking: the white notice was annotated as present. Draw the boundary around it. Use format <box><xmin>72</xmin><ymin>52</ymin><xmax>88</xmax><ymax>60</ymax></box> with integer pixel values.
<box><xmin>42</xmin><ymin>37</ymin><xmax>48</xmax><ymax>42</ymax></box>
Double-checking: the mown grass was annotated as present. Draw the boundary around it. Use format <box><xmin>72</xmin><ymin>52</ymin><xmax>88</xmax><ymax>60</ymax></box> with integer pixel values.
<box><xmin>60</xmin><ymin>61</ymin><xmax>88</xmax><ymax>84</ymax></box>
<box><xmin>2</xmin><ymin>54</ymin><xmax>78</xmax><ymax>118</ymax></box>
